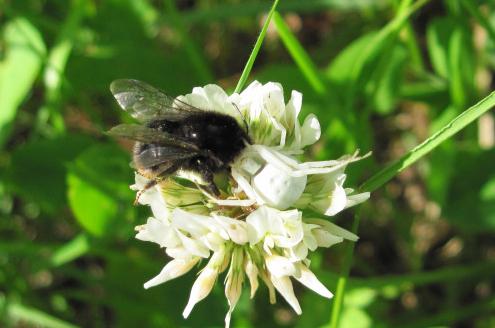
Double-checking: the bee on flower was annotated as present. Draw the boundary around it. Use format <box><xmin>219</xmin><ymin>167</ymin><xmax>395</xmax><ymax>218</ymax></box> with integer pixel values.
<box><xmin>110</xmin><ymin>80</ymin><xmax>370</xmax><ymax>327</ymax></box>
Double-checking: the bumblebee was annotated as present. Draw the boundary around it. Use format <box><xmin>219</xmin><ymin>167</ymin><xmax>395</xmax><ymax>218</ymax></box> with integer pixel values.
<box><xmin>108</xmin><ymin>79</ymin><xmax>250</xmax><ymax>200</ymax></box>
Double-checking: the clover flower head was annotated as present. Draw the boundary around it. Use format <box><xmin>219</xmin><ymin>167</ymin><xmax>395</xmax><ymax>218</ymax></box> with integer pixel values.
<box><xmin>132</xmin><ymin>81</ymin><xmax>369</xmax><ymax>327</ymax></box>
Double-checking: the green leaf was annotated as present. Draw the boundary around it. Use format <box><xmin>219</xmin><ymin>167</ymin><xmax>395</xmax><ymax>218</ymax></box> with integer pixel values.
<box><xmin>448</xmin><ymin>23</ymin><xmax>475</xmax><ymax>108</ymax></box>
<box><xmin>325</xmin><ymin>31</ymin><xmax>407</xmax><ymax>114</ymax></box>
<box><xmin>67</xmin><ymin>143</ymin><xmax>133</xmax><ymax>237</ymax></box>
<box><xmin>426</xmin><ymin>17</ymin><xmax>451</xmax><ymax>79</ymax></box>
<box><xmin>6</xmin><ymin>134</ymin><xmax>92</xmax><ymax>212</ymax></box>
<box><xmin>0</xmin><ymin>17</ymin><xmax>46</xmax><ymax>148</ymax></box>
<box><xmin>427</xmin><ymin>17</ymin><xmax>475</xmax><ymax>108</ymax></box>
<box><xmin>366</xmin><ymin>43</ymin><xmax>408</xmax><ymax>114</ymax></box>
<box><xmin>325</xmin><ymin>32</ymin><xmax>377</xmax><ymax>85</ymax></box>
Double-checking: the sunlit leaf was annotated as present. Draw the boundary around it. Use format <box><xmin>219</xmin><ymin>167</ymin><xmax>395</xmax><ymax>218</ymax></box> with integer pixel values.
<box><xmin>67</xmin><ymin>143</ymin><xmax>133</xmax><ymax>237</ymax></box>
<box><xmin>0</xmin><ymin>18</ymin><xmax>46</xmax><ymax>148</ymax></box>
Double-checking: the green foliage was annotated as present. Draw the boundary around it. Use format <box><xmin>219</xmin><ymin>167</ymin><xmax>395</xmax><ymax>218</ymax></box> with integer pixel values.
<box><xmin>1</xmin><ymin>0</ymin><xmax>495</xmax><ymax>327</ymax></box>
<box><xmin>67</xmin><ymin>143</ymin><xmax>133</xmax><ymax>236</ymax></box>
<box><xmin>0</xmin><ymin>18</ymin><xmax>46</xmax><ymax>147</ymax></box>
<box><xmin>6</xmin><ymin>134</ymin><xmax>92</xmax><ymax>212</ymax></box>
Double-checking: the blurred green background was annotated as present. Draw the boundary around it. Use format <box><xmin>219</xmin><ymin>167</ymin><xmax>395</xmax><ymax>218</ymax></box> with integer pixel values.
<box><xmin>1</xmin><ymin>0</ymin><xmax>495</xmax><ymax>327</ymax></box>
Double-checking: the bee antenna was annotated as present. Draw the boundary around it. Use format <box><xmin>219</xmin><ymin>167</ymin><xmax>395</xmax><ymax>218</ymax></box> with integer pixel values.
<box><xmin>232</xmin><ymin>102</ymin><xmax>249</xmax><ymax>135</ymax></box>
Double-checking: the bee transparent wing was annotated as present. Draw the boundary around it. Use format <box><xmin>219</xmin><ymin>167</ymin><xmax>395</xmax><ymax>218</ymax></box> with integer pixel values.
<box><xmin>134</xmin><ymin>146</ymin><xmax>197</xmax><ymax>169</ymax></box>
<box><xmin>110</xmin><ymin>79</ymin><xmax>202</xmax><ymax>122</ymax></box>
<box><xmin>107</xmin><ymin>124</ymin><xmax>199</xmax><ymax>150</ymax></box>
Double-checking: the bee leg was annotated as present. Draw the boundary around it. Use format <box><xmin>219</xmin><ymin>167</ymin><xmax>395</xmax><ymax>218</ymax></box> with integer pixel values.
<box><xmin>134</xmin><ymin>179</ymin><xmax>158</xmax><ymax>205</ymax></box>
<box><xmin>197</xmin><ymin>169</ymin><xmax>220</xmax><ymax>198</ymax></box>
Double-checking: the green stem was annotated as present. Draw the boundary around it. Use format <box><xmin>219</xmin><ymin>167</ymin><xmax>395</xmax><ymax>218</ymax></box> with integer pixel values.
<box><xmin>329</xmin><ymin>210</ymin><xmax>361</xmax><ymax>328</ymax></box>
<box><xmin>234</xmin><ymin>0</ymin><xmax>280</xmax><ymax>94</ymax></box>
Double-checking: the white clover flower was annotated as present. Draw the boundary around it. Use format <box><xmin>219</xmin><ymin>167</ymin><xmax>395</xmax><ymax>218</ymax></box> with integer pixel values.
<box><xmin>132</xmin><ymin>81</ymin><xmax>370</xmax><ymax>327</ymax></box>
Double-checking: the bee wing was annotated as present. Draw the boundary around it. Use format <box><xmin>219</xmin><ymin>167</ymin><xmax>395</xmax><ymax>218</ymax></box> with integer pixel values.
<box><xmin>107</xmin><ymin>124</ymin><xmax>199</xmax><ymax>150</ymax></box>
<box><xmin>110</xmin><ymin>79</ymin><xmax>202</xmax><ymax>122</ymax></box>
<box><xmin>134</xmin><ymin>146</ymin><xmax>197</xmax><ymax>169</ymax></box>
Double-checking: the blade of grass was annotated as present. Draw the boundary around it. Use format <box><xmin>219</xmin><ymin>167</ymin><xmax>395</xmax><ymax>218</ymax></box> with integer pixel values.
<box><xmin>329</xmin><ymin>90</ymin><xmax>495</xmax><ymax>328</ymax></box>
<box><xmin>234</xmin><ymin>0</ymin><xmax>280</xmax><ymax>93</ymax></box>
<box><xmin>328</xmin><ymin>211</ymin><xmax>361</xmax><ymax>328</ymax></box>
<box><xmin>361</xmin><ymin>90</ymin><xmax>495</xmax><ymax>192</ymax></box>
<box><xmin>37</xmin><ymin>0</ymin><xmax>85</xmax><ymax>137</ymax></box>
<box><xmin>50</xmin><ymin>233</ymin><xmax>90</xmax><ymax>267</ymax></box>
<box><xmin>0</xmin><ymin>296</ymin><xmax>78</xmax><ymax>328</ymax></box>
<box><xmin>272</xmin><ymin>12</ymin><xmax>327</xmax><ymax>95</ymax></box>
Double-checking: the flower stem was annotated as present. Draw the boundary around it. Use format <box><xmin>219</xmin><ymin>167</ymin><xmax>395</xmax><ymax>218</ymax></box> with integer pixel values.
<box><xmin>234</xmin><ymin>0</ymin><xmax>280</xmax><ymax>94</ymax></box>
<box><xmin>328</xmin><ymin>210</ymin><xmax>361</xmax><ymax>328</ymax></box>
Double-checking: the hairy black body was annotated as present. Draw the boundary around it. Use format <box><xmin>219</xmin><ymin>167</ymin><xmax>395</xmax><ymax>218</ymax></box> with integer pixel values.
<box><xmin>133</xmin><ymin>113</ymin><xmax>249</xmax><ymax>195</ymax></box>
<box><xmin>108</xmin><ymin>79</ymin><xmax>250</xmax><ymax>199</ymax></box>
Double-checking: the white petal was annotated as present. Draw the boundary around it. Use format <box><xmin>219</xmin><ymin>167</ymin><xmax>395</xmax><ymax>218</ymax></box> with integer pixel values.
<box><xmin>258</xmin><ymin>269</ymin><xmax>277</xmax><ymax>304</ymax></box>
<box><xmin>300</xmin><ymin>114</ymin><xmax>321</xmax><ymax>147</ymax></box>
<box><xmin>224</xmin><ymin>250</ymin><xmax>245</xmax><ymax>328</ymax></box>
<box><xmin>171</xmin><ymin>209</ymin><xmax>211</xmax><ymax>237</ymax></box>
<box><xmin>246</xmin><ymin>207</ymin><xmax>285</xmax><ymax>245</ymax></box>
<box><xmin>176</xmin><ymin>231</ymin><xmax>210</xmax><ymax>258</ymax></box>
<box><xmin>149</xmin><ymin>200</ymin><xmax>170</xmax><ymax>221</ymax></box>
<box><xmin>306</xmin><ymin>218</ymin><xmax>359</xmax><ymax>241</ymax></box>
<box><xmin>166</xmin><ymin>246</ymin><xmax>195</xmax><ymax>259</ymax></box>
<box><xmin>135</xmin><ymin>217</ymin><xmax>180</xmax><ymax>248</ymax></box>
<box><xmin>273</xmin><ymin>210</ymin><xmax>304</xmax><ymax>248</ymax></box>
<box><xmin>213</xmin><ymin>215</ymin><xmax>249</xmax><ymax>245</ymax></box>
<box><xmin>201</xmin><ymin>232</ymin><xmax>227</xmax><ymax>252</ymax></box>
<box><xmin>291</xmin><ymin>242</ymin><xmax>309</xmax><ymax>261</ymax></box>
<box><xmin>294</xmin><ymin>263</ymin><xmax>332</xmax><ymax>298</ymax></box>
<box><xmin>302</xmin><ymin>223</ymin><xmax>319</xmax><ymax>251</ymax></box>
<box><xmin>245</xmin><ymin>258</ymin><xmax>259</xmax><ymax>298</ymax></box>
<box><xmin>265</xmin><ymin>254</ymin><xmax>299</xmax><ymax>278</ymax></box>
<box><xmin>183</xmin><ymin>267</ymin><xmax>218</xmax><ymax>318</ymax></box>
<box><xmin>312</xmin><ymin>181</ymin><xmax>348</xmax><ymax>216</ymax></box>
<box><xmin>144</xmin><ymin>257</ymin><xmax>200</xmax><ymax>289</ymax></box>
<box><xmin>345</xmin><ymin>192</ymin><xmax>370</xmax><ymax>209</ymax></box>
<box><xmin>271</xmin><ymin>275</ymin><xmax>302</xmax><ymax>314</ymax></box>
<box><xmin>263</xmin><ymin>82</ymin><xmax>286</xmax><ymax>118</ymax></box>
<box><xmin>312</xmin><ymin>229</ymin><xmax>344</xmax><ymax>248</ymax></box>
